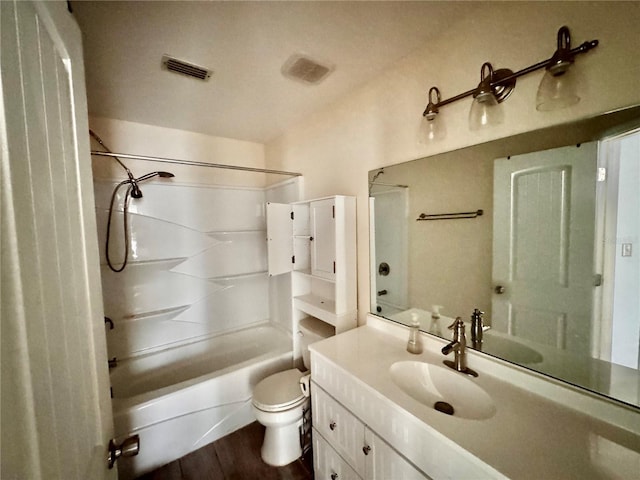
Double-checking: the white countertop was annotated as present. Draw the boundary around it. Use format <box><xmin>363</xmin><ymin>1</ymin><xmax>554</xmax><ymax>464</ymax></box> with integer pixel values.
<box><xmin>310</xmin><ymin>325</ymin><xmax>640</xmax><ymax>479</ymax></box>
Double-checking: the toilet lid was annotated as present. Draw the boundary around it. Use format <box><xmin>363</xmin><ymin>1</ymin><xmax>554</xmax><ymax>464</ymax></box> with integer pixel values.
<box><xmin>252</xmin><ymin>369</ymin><xmax>306</xmax><ymax>412</ymax></box>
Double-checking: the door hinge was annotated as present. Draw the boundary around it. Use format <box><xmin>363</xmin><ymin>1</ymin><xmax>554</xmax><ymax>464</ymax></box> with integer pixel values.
<box><xmin>332</xmin><ymin>205</ymin><xmax>335</xmax><ymax>218</ymax></box>
<box><xmin>291</xmin><ymin>211</ymin><xmax>294</xmax><ymax>220</ymax></box>
<box><xmin>292</xmin><ymin>255</ymin><xmax>295</xmax><ymax>264</ymax></box>
<box><xmin>597</xmin><ymin>167</ymin><xmax>607</xmax><ymax>182</ymax></box>
<box><xmin>594</xmin><ymin>274</ymin><xmax>603</xmax><ymax>287</ymax></box>
<box><xmin>333</xmin><ymin>261</ymin><xmax>336</xmax><ymax>273</ymax></box>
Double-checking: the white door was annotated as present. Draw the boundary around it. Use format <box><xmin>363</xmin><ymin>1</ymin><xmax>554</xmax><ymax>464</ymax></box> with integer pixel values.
<box><xmin>266</xmin><ymin>202</ymin><xmax>293</xmax><ymax>275</ymax></box>
<box><xmin>1</xmin><ymin>2</ymin><xmax>116</xmax><ymax>479</ymax></box>
<box><xmin>311</xmin><ymin>198</ymin><xmax>336</xmax><ymax>280</ymax></box>
<box><xmin>492</xmin><ymin>143</ymin><xmax>598</xmax><ymax>353</ymax></box>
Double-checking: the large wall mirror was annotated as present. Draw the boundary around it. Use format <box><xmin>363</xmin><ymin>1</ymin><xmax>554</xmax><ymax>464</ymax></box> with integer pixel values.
<box><xmin>369</xmin><ymin>105</ymin><xmax>640</xmax><ymax>409</ymax></box>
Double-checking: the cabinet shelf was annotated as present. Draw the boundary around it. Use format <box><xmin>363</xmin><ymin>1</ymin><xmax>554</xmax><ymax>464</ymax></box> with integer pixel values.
<box><xmin>294</xmin><ymin>294</ymin><xmax>336</xmax><ymax>324</ymax></box>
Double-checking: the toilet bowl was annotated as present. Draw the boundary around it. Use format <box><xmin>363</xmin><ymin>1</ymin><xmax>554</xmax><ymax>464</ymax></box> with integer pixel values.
<box><xmin>252</xmin><ymin>317</ymin><xmax>334</xmax><ymax>466</ymax></box>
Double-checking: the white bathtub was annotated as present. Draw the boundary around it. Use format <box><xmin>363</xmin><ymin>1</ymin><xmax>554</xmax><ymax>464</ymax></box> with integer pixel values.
<box><xmin>111</xmin><ymin>324</ymin><xmax>292</xmax><ymax>480</ymax></box>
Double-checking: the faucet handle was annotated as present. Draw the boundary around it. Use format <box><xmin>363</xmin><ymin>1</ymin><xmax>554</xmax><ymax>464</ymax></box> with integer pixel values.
<box><xmin>448</xmin><ymin>317</ymin><xmax>464</xmax><ymax>330</ymax></box>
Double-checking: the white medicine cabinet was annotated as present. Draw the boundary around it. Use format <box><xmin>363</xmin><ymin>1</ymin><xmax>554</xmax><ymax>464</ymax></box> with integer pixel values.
<box><xmin>267</xmin><ymin>196</ymin><xmax>357</xmax><ymax>344</ymax></box>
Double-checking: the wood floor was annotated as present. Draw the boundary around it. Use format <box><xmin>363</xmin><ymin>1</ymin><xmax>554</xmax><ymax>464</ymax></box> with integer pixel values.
<box><xmin>136</xmin><ymin>422</ymin><xmax>314</xmax><ymax>480</ymax></box>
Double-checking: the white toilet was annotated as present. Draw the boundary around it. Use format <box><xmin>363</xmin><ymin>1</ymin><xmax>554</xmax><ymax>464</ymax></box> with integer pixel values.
<box><xmin>252</xmin><ymin>317</ymin><xmax>334</xmax><ymax>466</ymax></box>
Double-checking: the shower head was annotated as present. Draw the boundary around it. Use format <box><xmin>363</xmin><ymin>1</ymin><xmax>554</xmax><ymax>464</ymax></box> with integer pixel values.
<box><xmin>136</xmin><ymin>171</ymin><xmax>175</xmax><ymax>182</ymax></box>
<box><xmin>128</xmin><ymin>171</ymin><xmax>175</xmax><ymax>198</ymax></box>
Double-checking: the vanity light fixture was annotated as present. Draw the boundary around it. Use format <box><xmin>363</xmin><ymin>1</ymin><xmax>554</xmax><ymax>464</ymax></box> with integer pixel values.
<box><xmin>468</xmin><ymin>62</ymin><xmax>514</xmax><ymax>130</ymax></box>
<box><xmin>421</xmin><ymin>26</ymin><xmax>598</xmax><ymax>136</ymax></box>
<box><xmin>421</xmin><ymin>87</ymin><xmax>446</xmax><ymax>141</ymax></box>
<box><xmin>536</xmin><ymin>26</ymin><xmax>582</xmax><ymax>111</ymax></box>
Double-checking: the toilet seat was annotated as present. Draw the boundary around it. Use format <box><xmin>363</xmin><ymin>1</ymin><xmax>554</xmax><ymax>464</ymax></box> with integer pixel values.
<box><xmin>252</xmin><ymin>369</ymin><xmax>306</xmax><ymax>412</ymax></box>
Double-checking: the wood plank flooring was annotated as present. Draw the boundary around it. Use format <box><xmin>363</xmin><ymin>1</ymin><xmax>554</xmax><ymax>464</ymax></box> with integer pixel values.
<box><xmin>136</xmin><ymin>422</ymin><xmax>313</xmax><ymax>480</ymax></box>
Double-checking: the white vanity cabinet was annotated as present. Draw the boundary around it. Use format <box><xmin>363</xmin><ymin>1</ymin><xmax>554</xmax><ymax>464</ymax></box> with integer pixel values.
<box><xmin>311</xmin><ymin>384</ymin><xmax>429</xmax><ymax>480</ymax></box>
<box><xmin>267</xmin><ymin>195</ymin><xmax>357</xmax><ymax>334</ymax></box>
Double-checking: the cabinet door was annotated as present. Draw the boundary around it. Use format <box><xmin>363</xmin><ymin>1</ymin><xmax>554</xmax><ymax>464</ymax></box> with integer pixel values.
<box><xmin>311</xmin><ymin>199</ymin><xmax>336</xmax><ymax>280</ymax></box>
<box><xmin>266</xmin><ymin>202</ymin><xmax>293</xmax><ymax>275</ymax></box>
<box><xmin>313</xmin><ymin>428</ymin><xmax>362</xmax><ymax>480</ymax></box>
<box><xmin>312</xmin><ymin>386</ymin><xmax>365</xmax><ymax>474</ymax></box>
<box><xmin>364</xmin><ymin>429</ymin><xmax>429</xmax><ymax>480</ymax></box>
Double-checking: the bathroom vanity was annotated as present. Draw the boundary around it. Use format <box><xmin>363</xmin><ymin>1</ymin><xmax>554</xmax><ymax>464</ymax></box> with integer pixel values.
<box><xmin>309</xmin><ymin>315</ymin><xmax>640</xmax><ymax>479</ymax></box>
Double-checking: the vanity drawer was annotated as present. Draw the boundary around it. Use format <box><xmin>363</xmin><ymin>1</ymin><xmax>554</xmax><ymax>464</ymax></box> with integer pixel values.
<box><xmin>312</xmin><ymin>384</ymin><xmax>366</xmax><ymax>474</ymax></box>
<box><xmin>313</xmin><ymin>427</ymin><xmax>362</xmax><ymax>480</ymax></box>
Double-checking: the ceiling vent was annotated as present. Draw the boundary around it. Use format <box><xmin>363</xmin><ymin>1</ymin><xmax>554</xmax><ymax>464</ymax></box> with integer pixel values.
<box><xmin>162</xmin><ymin>54</ymin><xmax>212</xmax><ymax>81</ymax></box>
<box><xmin>281</xmin><ymin>54</ymin><xmax>334</xmax><ymax>85</ymax></box>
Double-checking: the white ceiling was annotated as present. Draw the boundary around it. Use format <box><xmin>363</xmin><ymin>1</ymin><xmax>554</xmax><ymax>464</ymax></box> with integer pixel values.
<box><xmin>73</xmin><ymin>1</ymin><xmax>480</xmax><ymax>144</ymax></box>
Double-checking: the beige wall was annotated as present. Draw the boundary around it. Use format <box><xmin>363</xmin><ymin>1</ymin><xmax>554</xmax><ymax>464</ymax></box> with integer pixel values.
<box><xmin>379</xmin><ymin>146</ymin><xmax>494</xmax><ymax>322</ymax></box>
<box><xmin>265</xmin><ymin>2</ymin><xmax>640</xmax><ymax>324</ymax></box>
<box><xmin>89</xmin><ymin>116</ymin><xmax>268</xmax><ymax>187</ymax></box>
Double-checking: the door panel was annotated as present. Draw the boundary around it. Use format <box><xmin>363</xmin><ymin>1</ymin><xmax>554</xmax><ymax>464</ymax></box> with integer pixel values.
<box><xmin>364</xmin><ymin>428</ymin><xmax>428</xmax><ymax>480</ymax></box>
<box><xmin>492</xmin><ymin>143</ymin><xmax>597</xmax><ymax>353</ymax></box>
<box><xmin>266</xmin><ymin>202</ymin><xmax>293</xmax><ymax>275</ymax></box>
<box><xmin>1</xmin><ymin>2</ymin><xmax>115</xmax><ymax>479</ymax></box>
<box><xmin>311</xmin><ymin>199</ymin><xmax>336</xmax><ymax>280</ymax></box>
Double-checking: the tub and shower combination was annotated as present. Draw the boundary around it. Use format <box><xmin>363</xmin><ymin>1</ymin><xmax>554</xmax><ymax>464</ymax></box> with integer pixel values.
<box><xmin>92</xmin><ymin>145</ymin><xmax>302</xmax><ymax>479</ymax></box>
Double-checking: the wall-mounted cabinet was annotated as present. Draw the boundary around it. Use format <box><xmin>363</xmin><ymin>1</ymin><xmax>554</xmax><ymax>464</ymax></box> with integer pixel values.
<box><xmin>267</xmin><ymin>196</ymin><xmax>357</xmax><ymax>342</ymax></box>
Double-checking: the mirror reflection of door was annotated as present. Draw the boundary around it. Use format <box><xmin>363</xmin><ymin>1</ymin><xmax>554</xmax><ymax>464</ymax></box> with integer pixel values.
<box><xmin>492</xmin><ymin>142</ymin><xmax>598</xmax><ymax>354</ymax></box>
<box><xmin>369</xmin><ymin>184</ymin><xmax>409</xmax><ymax>315</ymax></box>
<box><xmin>600</xmin><ymin>129</ymin><xmax>640</xmax><ymax>371</ymax></box>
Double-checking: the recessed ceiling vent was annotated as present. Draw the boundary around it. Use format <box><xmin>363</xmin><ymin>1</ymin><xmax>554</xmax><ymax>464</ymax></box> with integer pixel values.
<box><xmin>162</xmin><ymin>54</ymin><xmax>212</xmax><ymax>81</ymax></box>
<box><xmin>281</xmin><ymin>54</ymin><xmax>334</xmax><ymax>85</ymax></box>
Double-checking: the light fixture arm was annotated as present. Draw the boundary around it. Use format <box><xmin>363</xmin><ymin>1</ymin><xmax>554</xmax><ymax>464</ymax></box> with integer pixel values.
<box><xmin>422</xmin><ymin>26</ymin><xmax>599</xmax><ymax>118</ymax></box>
<box><xmin>491</xmin><ymin>38</ymin><xmax>599</xmax><ymax>88</ymax></box>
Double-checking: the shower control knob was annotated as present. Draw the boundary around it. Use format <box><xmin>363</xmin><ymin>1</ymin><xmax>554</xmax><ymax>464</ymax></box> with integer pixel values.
<box><xmin>362</xmin><ymin>445</ymin><xmax>371</xmax><ymax>455</ymax></box>
<box><xmin>331</xmin><ymin>473</ymin><xmax>339</xmax><ymax>480</ymax></box>
<box><xmin>329</xmin><ymin>421</ymin><xmax>337</xmax><ymax>431</ymax></box>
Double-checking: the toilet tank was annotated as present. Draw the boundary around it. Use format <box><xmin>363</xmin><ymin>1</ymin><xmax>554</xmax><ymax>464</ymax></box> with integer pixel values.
<box><xmin>299</xmin><ymin>317</ymin><xmax>335</xmax><ymax>369</ymax></box>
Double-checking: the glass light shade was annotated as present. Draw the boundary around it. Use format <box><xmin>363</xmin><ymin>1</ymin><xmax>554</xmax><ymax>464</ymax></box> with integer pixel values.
<box><xmin>419</xmin><ymin>115</ymin><xmax>445</xmax><ymax>143</ymax></box>
<box><xmin>468</xmin><ymin>92</ymin><xmax>504</xmax><ymax>131</ymax></box>
<box><xmin>536</xmin><ymin>67</ymin><xmax>580</xmax><ymax>111</ymax></box>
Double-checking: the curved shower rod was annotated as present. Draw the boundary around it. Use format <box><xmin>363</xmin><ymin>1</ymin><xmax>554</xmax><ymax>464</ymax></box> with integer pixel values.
<box><xmin>90</xmin><ymin>151</ymin><xmax>302</xmax><ymax>177</ymax></box>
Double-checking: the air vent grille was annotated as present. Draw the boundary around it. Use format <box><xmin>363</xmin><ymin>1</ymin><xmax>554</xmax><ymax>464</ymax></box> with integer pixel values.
<box><xmin>282</xmin><ymin>54</ymin><xmax>334</xmax><ymax>85</ymax></box>
<box><xmin>162</xmin><ymin>55</ymin><xmax>212</xmax><ymax>81</ymax></box>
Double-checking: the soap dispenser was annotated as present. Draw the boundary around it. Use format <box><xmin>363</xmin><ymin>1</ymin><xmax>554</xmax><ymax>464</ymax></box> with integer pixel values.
<box><xmin>407</xmin><ymin>313</ymin><xmax>423</xmax><ymax>354</ymax></box>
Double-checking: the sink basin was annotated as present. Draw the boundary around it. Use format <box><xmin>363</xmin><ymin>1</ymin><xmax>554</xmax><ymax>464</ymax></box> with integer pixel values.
<box><xmin>389</xmin><ymin>361</ymin><xmax>496</xmax><ymax>420</ymax></box>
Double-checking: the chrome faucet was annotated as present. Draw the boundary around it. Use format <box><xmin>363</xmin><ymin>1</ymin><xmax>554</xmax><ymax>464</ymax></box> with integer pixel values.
<box><xmin>470</xmin><ymin>308</ymin><xmax>489</xmax><ymax>348</ymax></box>
<box><xmin>441</xmin><ymin>317</ymin><xmax>478</xmax><ymax>377</ymax></box>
